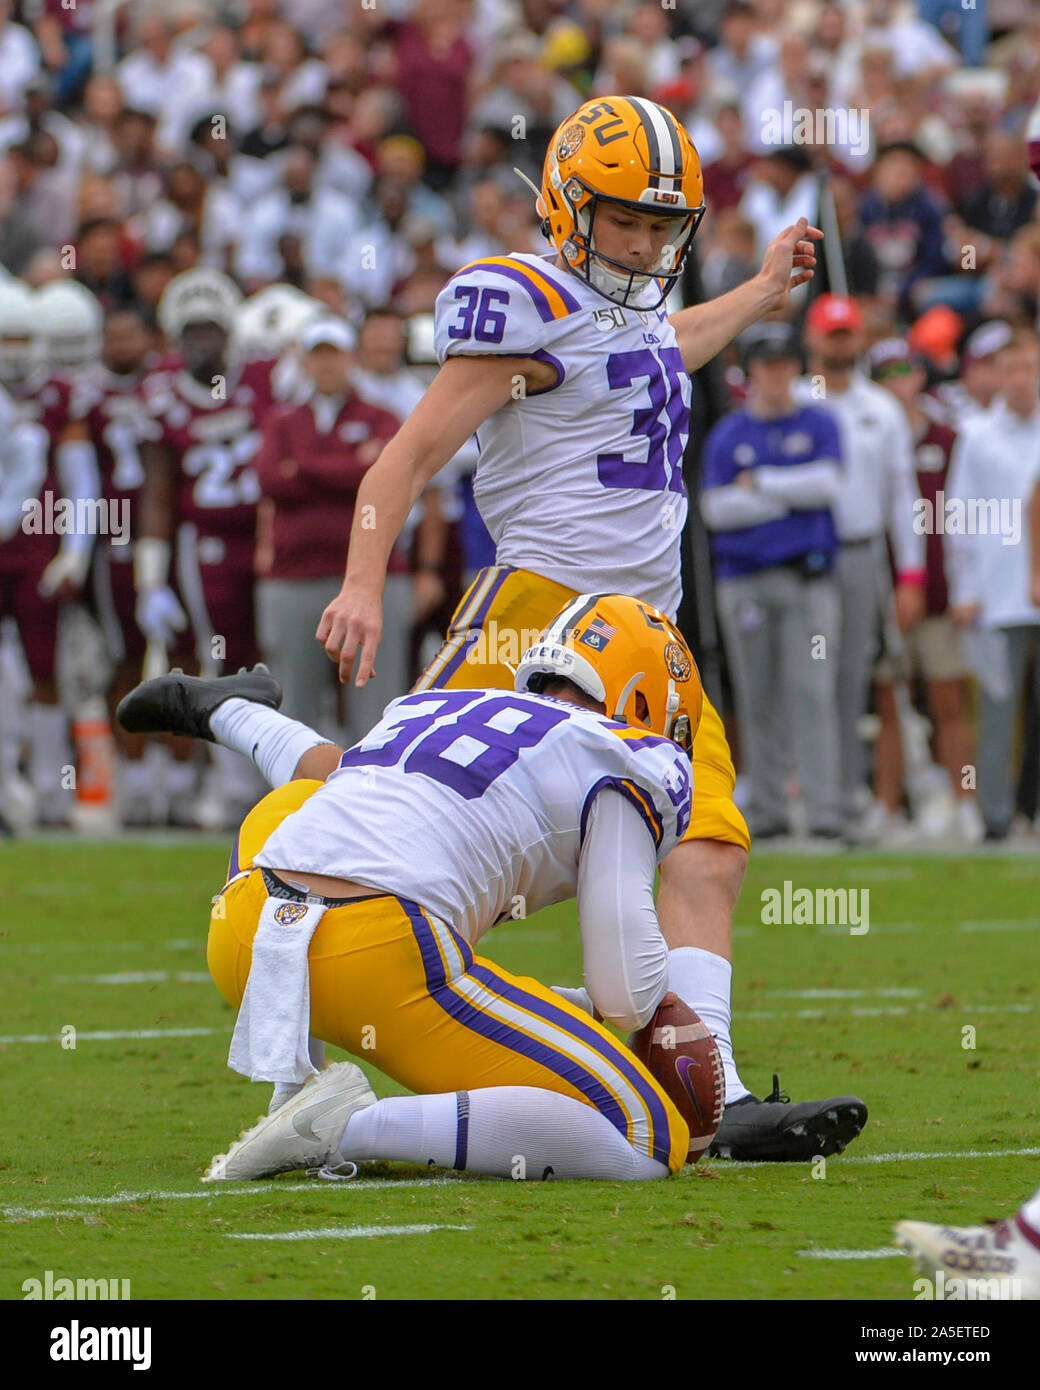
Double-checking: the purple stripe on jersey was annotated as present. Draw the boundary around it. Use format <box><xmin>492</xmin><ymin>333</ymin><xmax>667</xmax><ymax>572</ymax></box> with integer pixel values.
<box><xmin>525</xmin><ymin>263</ymin><xmax>583</xmax><ymax>313</ymax></box>
<box><xmin>228</xmin><ymin>835</ymin><xmax>241</xmax><ymax>881</ymax></box>
<box><xmin>432</xmin><ymin>567</ymin><xmax>513</xmax><ymax>687</ymax></box>
<box><xmin>457</xmin><ymin>263</ymin><xmax>556</xmax><ymax>323</ymax></box>
<box><xmin>527</xmin><ymin>349</ymin><xmax>566</xmax><ymax>396</ymax></box>
<box><xmin>400</xmin><ymin>899</ymin><xmax>634</xmax><ymax>1147</ymax></box>
<box><xmin>454</xmin><ymin>1090</ymin><xmax>470</xmax><ymax>1170</ymax></box>
<box><xmin>580</xmin><ymin>775</ymin><xmax>664</xmax><ymax>848</ymax></box>
<box><xmin>466</xmin><ymin>961</ymin><xmax>673</xmax><ymax>1167</ymax></box>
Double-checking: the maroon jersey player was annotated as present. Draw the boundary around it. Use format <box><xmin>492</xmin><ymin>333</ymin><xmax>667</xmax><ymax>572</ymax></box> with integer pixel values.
<box><xmin>0</xmin><ymin>280</ymin><xmax>105</xmax><ymax>824</ymax></box>
<box><xmin>63</xmin><ymin>306</ymin><xmax>156</xmax><ymax>711</ymax></box>
<box><xmin>136</xmin><ymin>269</ymin><xmax>276</xmax><ymax>676</ymax></box>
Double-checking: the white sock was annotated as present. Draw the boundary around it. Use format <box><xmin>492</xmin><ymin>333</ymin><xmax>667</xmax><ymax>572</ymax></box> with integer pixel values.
<box><xmin>209</xmin><ymin>698</ymin><xmax>332</xmax><ymax>788</ymax></box>
<box><xmin>268</xmin><ymin>1043</ymin><xmax>325</xmax><ymax>1113</ymax></box>
<box><xmin>667</xmin><ymin>945</ymin><xmax>747</xmax><ymax>1104</ymax></box>
<box><xmin>209</xmin><ymin>740</ymin><xmax>267</xmax><ymax>802</ymax></box>
<box><xmin>119</xmin><ymin>755</ymin><xmax>152</xmax><ymax>797</ymax></box>
<box><xmin>29</xmin><ymin>703</ymin><xmax>70</xmax><ymax>786</ymax></box>
<box><xmin>28</xmin><ymin>703</ymin><xmax>72</xmax><ymax>811</ymax></box>
<box><xmin>338</xmin><ymin>1087</ymin><xmax>669</xmax><ymax>1180</ymax></box>
<box><xmin>164</xmin><ymin>755</ymin><xmax>197</xmax><ymax>798</ymax></box>
<box><xmin>1019</xmin><ymin>1184</ymin><xmax>1040</xmax><ymax>1237</ymax></box>
<box><xmin>269</xmin><ymin>1081</ymin><xmax>303</xmax><ymax>1113</ymax></box>
<box><xmin>143</xmin><ymin>742</ymin><xmax>174</xmax><ymax>821</ymax></box>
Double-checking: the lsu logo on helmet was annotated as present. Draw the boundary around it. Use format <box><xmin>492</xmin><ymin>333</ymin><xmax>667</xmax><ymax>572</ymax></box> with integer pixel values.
<box><xmin>537</xmin><ymin>96</ymin><xmax>706</xmax><ymax>310</ymax></box>
<box><xmin>664</xmin><ymin>640</ymin><xmax>693</xmax><ymax>683</ymax></box>
<box><xmin>515</xmin><ymin>592</ymin><xmax>703</xmax><ymax>755</ymax></box>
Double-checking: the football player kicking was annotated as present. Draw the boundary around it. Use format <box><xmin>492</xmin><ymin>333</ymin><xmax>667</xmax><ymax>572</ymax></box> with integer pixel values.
<box><xmin>317</xmin><ymin>95</ymin><xmax>866</xmax><ymax>1159</ymax></box>
<box><xmin>121</xmin><ymin>594</ymin><xmax>715</xmax><ymax>1181</ymax></box>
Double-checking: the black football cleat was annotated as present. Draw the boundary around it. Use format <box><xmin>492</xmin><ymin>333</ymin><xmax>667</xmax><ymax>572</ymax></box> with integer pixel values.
<box><xmin>116</xmin><ymin>664</ymin><xmax>282</xmax><ymax>741</ymax></box>
<box><xmin>707</xmin><ymin>1073</ymin><xmax>867</xmax><ymax>1161</ymax></box>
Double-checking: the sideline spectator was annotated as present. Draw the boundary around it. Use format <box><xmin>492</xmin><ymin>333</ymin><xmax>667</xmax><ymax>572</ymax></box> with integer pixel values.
<box><xmin>253</xmin><ymin>317</ymin><xmax>401</xmax><ymax>744</ymax></box>
<box><xmin>945</xmin><ymin>330</ymin><xmax>1040</xmax><ymax>841</ymax></box>
<box><xmin>868</xmin><ymin>337</ymin><xmax>982</xmax><ymax>843</ymax></box>
<box><xmin>795</xmin><ymin>294</ymin><xmax>926</xmax><ymax>836</ymax></box>
<box><xmin>702</xmin><ymin>324</ymin><xmax>844</xmax><ymax>841</ymax></box>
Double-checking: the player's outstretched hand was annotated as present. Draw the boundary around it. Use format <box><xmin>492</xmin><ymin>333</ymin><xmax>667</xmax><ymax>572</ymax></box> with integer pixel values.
<box><xmin>758</xmin><ymin>217</ymin><xmax>822</xmax><ymax>312</ymax></box>
<box><xmin>316</xmin><ymin>585</ymin><xmax>382</xmax><ymax>687</ymax></box>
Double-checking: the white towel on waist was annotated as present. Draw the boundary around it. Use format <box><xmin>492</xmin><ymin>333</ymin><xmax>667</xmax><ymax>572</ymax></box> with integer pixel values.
<box><xmin>228</xmin><ymin>894</ymin><xmax>328</xmax><ymax>1083</ymax></box>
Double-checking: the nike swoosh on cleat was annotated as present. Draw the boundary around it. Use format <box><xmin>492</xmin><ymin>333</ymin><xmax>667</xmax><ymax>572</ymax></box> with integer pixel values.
<box><xmin>291</xmin><ymin>1102</ymin><xmax>331</xmax><ymax>1143</ymax></box>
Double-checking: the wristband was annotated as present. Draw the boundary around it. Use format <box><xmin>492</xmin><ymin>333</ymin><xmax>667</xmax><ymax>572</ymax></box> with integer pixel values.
<box><xmin>134</xmin><ymin>537</ymin><xmax>171</xmax><ymax>592</ymax></box>
<box><xmin>896</xmin><ymin>569</ymin><xmax>927</xmax><ymax>587</ymax></box>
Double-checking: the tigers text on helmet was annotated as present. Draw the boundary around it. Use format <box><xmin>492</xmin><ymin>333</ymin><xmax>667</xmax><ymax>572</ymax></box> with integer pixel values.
<box><xmin>158</xmin><ymin>268</ymin><xmax>243</xmax><ymax>343</ymax></box>
<box><xmin>515</xmin><ymin>592</ymin><xmax>703</xmax><ymax>755</ymax></box>
<box><xmin>538</xmin><ymin>96</ymin><xmax>705</xmax><ymax>311</ymax></box>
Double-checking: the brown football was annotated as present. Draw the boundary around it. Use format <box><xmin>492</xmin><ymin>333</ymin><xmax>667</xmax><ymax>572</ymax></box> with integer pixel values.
<box><xmin>630</xmin><ymin>995</ymin><xmax>726</xmax><ymax>1164</ymax></box>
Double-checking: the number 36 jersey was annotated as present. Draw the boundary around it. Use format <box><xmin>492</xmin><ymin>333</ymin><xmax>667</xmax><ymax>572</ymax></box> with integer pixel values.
<box><xmin>254</xmin><ymin>688</ymin><xmax>693</xmax><ymax>945</ymax></box>
<box><xmin>434</xmin><ymin>253</ymin><xmax>692</xmax><ymax>618</ymax></box>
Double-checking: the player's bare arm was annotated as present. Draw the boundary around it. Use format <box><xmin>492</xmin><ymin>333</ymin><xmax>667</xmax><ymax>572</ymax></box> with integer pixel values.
<box><xmin>316</xmin><ymin>352</ymin><xmax>554</xmax><ymax>685</ymax></box>
<box><xmin>138</xmin><ymin>439</ymin><xmax>175</xmax><ymax>542</ymax></box>
<box><xmin>668</xmin><ymin>218</ymin><xmax>823</xmax><ymax>374</ymax></box>
<box><xmin>132</xmin><ymin>437</ymin><xmax>190</xmax><ymax>663</ymax></box>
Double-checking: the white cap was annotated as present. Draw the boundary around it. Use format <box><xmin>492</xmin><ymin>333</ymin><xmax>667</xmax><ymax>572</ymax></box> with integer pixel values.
<box><xmin>299</xmin><ymin>317</ymin><xmax>357</xmax><ymax>353</ymax></box>
<box><xmin>963</xmin><ymin>320</ymin><xmax>1012</xmax><ymax>364</ymax></box>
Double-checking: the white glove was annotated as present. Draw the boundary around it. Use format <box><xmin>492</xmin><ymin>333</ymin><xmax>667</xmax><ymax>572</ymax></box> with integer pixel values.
<box><xmin>38</xmin><ymin>547</ymin><xmax>92</xmax><ymax>597</ymax></box>
<box><xmin>136</xmin><ymin>586</ymin><xmax>188</xmax><ymax>646</ymax></box>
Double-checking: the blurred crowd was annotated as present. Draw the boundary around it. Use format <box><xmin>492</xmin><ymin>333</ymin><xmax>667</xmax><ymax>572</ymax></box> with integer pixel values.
<box><xmin>0</xmin><ymin>0</ymin><xmax>1039</xmax><ymax>840</ymax></box>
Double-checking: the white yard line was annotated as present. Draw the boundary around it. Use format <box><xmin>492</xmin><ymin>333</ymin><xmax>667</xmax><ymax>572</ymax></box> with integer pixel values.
<box><xmin>1</xmin><ymin>1177</ymin><xmax>462</xmax><ymax>1221</ymax></box>
<box><xmin>227</xmin><ymin>1223</ymin><xmax>472</xmax><ymax>1241</ymax></box>
<box><xmin>5</xmin><ymin>1149</ymin><xmax>1038</xmax><ymax>1220</ymax></box>
<box><xmin>846</xmin><ymin>867</ymin><xmax>915</xmax><ymax>881</ymax></box>
<box><xmin>812</xmin><ymin>919</ymin><xmax>1040</xmax><ymax>936</ymax></box>
<box><xmin>740</xmin><ymin>1001</ymin><xmax>1033</xmax><ymax>1020</ymax></box>
<box><xmin>0</xmin><ymin>1026</ymin><xmax>224</xmax><ymax>1044</ymax></box>
<box><xmin>712</xmin><ymin>1146</ymin><xmax>1040</xmax><ymax>1171</ymax></box>
<box><xmin>764</xmin><ymin>988</ymin><xmax>921</xmax><ymax>999</ymax></box>
<box><xmin>816</xmin><ymin>922</ymin><xmax>926</xmax><ymax>935</ymax></box>
<box><xmin>957</xmin><ymin>919</ymin><xmax>1040</xmax><ymax>932</ymax></box>
<box><xmin>797</xmin><ymin>1247</ymin><xmax>905</xmax><ymax>1260</ymax></box>
<box><xmin>0</xmin><ymin>939</ymin><xmax>199</xmax><ymax>955</ymax></box>
<box><xmin>53</xmin><ymin>971</ymin><xmax>211</xmax><ymax>985</ymax></box>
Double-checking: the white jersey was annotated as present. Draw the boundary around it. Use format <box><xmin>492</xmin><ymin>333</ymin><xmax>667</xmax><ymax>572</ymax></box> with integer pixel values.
<box><xmin>254</xmin><ymin>687</ymin><xmax>692</xmax><ymax>945</ymax></box>
<box><xmin>433</xmin><ymin>252</ymin><xmax>693</xmax><ymax>618</ymax></box>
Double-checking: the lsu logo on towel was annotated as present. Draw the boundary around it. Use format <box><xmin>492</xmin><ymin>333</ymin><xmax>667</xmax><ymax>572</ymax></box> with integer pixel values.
<box><xmin>274</xmin><ymin>902</ymin><xmax>308</xmax><ymax>926</ymax></box>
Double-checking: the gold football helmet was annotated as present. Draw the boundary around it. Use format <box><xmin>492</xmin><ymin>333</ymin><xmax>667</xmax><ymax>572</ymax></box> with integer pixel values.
<box><xmin>538</xmin><ymin>96</ymin><xmax>706</xmax><ymax>309</ymax></box>
<box><xmin>515</xmin><ymin>592</ymin><xmax>703</xmax><ymax>755</ymax></box>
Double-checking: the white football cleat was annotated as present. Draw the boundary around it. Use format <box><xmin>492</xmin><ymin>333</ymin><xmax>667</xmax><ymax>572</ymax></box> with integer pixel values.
<box><xmin>894</xmin><ymin>1216</ymin><xmax>1040</xmax><ymax>1299</ymax></box>
<box><xmin>203</xmin><ymin>1062</ymin><xmax>376</xmax><ymax>1182</ymax></box>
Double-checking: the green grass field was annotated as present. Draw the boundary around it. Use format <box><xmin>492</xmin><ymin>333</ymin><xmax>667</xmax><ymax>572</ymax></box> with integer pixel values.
<box><xmin>1</xmin><ymin>839</ymin><xmax>1037</xmax><ymax>1301</ymax></box>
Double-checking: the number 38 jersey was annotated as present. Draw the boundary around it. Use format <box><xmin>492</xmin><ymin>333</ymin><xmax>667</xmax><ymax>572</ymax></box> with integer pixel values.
<box><xmin>433</xmin><ymin>253</ymin><xmax>692</xmax><ymax>618</ymax></box>
<box><xmin>254</xmin><ymin>688</ymin><xmax>693</xmax><ymax>945</ymax></box>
